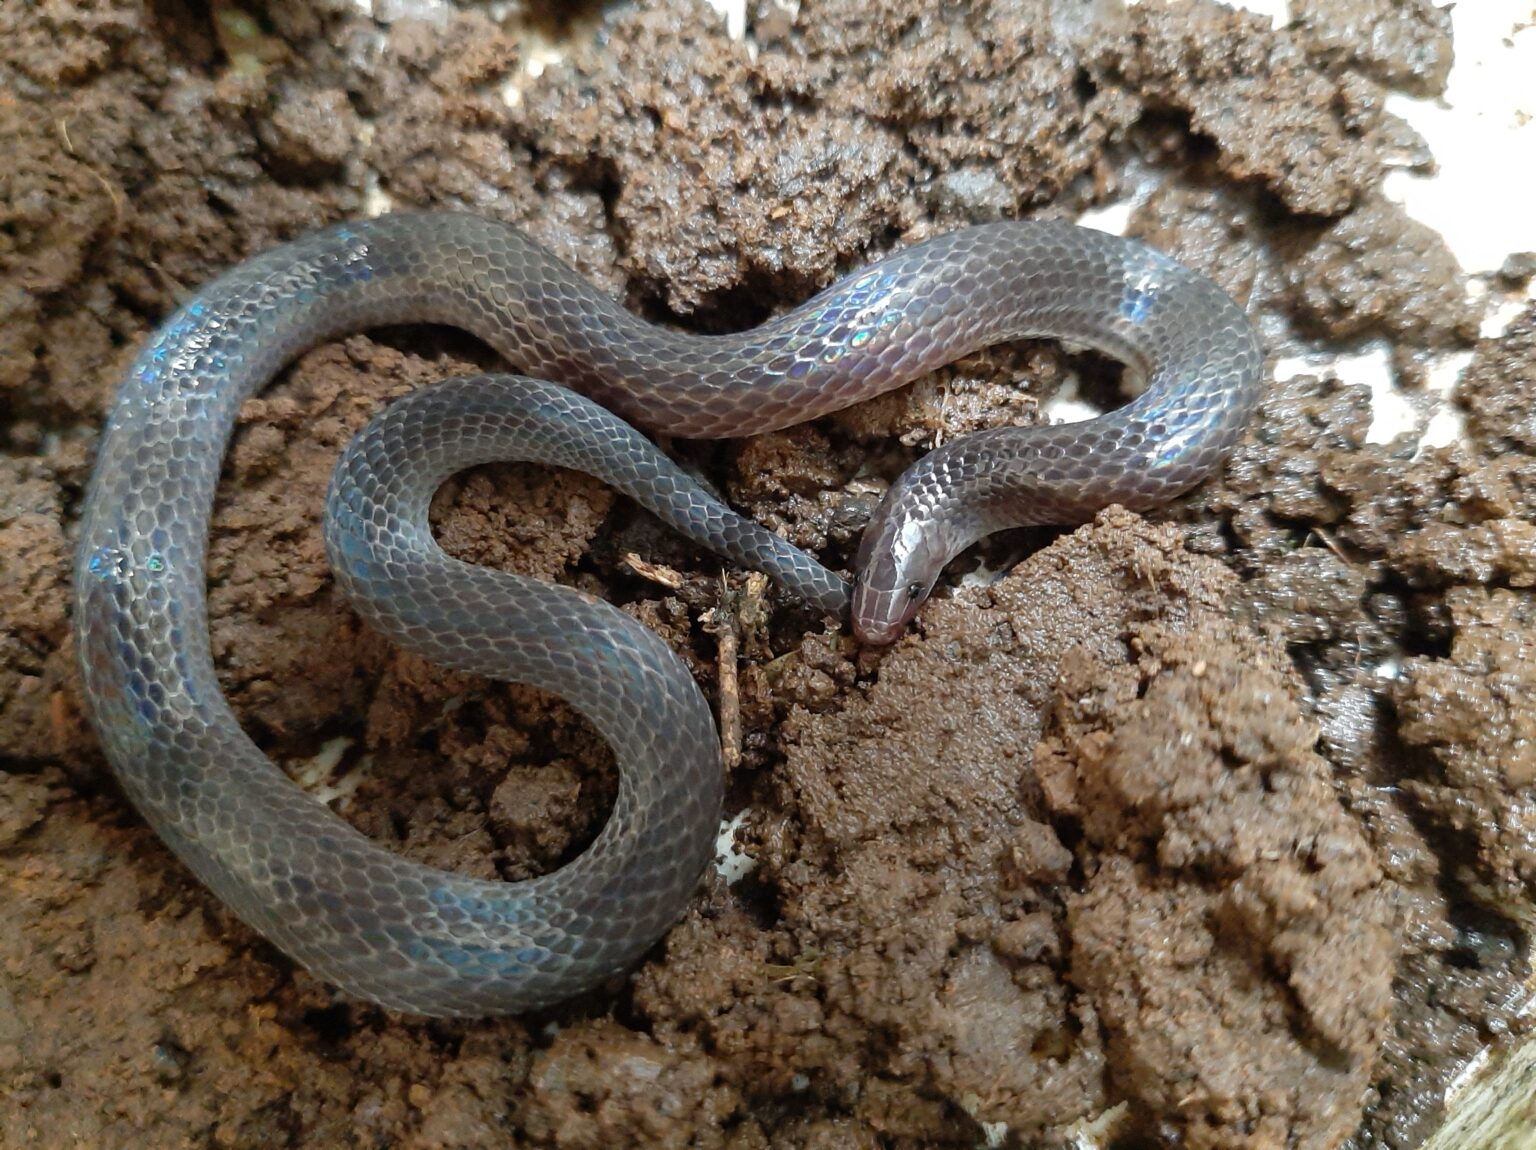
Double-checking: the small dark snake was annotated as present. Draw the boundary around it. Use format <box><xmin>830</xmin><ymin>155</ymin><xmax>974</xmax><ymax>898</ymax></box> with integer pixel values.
<box><xmin>75</xmin><ymin>213</ymin><xmax>1263</xmax><ymax>1016</ymax></box>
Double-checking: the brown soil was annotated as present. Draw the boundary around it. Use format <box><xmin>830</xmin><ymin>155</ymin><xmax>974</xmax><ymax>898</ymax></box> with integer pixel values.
<box><xmin>1</xmin><ymin>1</ymin><xmax>1529</xmax><ymax>1148</ymax></box>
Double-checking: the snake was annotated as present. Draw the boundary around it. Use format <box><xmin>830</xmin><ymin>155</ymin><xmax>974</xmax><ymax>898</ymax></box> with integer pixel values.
<box><xmin>74</xmin><ymin>212</ymin><xmax>1263</xmax><ymax>1016</ymax></box>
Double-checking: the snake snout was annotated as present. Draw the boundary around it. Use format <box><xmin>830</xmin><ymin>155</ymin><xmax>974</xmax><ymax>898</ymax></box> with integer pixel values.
<box><xmin>850</xmin><ymin>580</ymin><xmax>920</xmax><ymax>646</ymax></box>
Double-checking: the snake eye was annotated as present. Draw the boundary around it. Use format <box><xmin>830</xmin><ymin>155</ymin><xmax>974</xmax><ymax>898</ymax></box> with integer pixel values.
<box><xmin>906</xmin><ymin>581</ymin><xmax>926</xmax><ymax>600</ymax></box>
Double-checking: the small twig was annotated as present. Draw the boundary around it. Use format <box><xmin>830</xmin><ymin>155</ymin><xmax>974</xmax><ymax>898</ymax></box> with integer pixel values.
<box><xmin>56</xmin><ymin>118</ymin><xmax>125</xmax><ymax>226</ymax></box>
<box><xmin>622</xmin><ymin>552</ymin><xmax>684</xmax><ymax>590</ymax></box>
<box><xmin>1306</xmin><ymin>526</ymin><xmax>1357</xmax><ymax>565</ymax></box>
<box><xmin>703</xmin><ymin>571</ymin><xmax>768</xmax><ymax>772</ymax></box>
<box><xmin>703</xmin><ymin>576</ymin><xmax>743</xmax><ymax>772</ymax></box>
<box><xmin>736</xmin><ymin>570</ymin><xmax>771</xmax><ymax>638</ymax></box>
<box><xmin>763</xmin><ymin>948</ymin><xmax>823</xmax><ymax>986</ymax></box>
<box><xmin>715</xmin><ymin>617</ymin><xmax>742</xmax><ymax>772</ymax></box>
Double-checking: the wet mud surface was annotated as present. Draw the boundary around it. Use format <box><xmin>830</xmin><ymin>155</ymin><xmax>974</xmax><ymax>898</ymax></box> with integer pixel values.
<box><xmin>2</xmin><ymin>1</ymin><xmax>1532</xmax><ymax>1147</ymax></box>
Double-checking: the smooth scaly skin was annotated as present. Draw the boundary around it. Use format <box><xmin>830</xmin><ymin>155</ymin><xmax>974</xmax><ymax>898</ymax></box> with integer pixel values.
<box><xmin>74</xmin><ymin>212</ymin><xmax>1263</xmax><ymax>1016</ymax></box>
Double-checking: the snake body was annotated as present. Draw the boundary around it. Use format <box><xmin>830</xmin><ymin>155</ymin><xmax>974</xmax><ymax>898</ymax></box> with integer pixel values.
<box><xmin>74</xmin><ymin>213</ymin><xmax>1262</xmax><ymax>1015</ymax></box>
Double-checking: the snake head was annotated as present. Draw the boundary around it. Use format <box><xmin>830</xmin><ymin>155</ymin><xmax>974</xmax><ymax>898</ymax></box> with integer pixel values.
<box><xmin>851</xmin><ymin>508</ymin><xmax>944</xmax><ymax>646</ymax></box>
